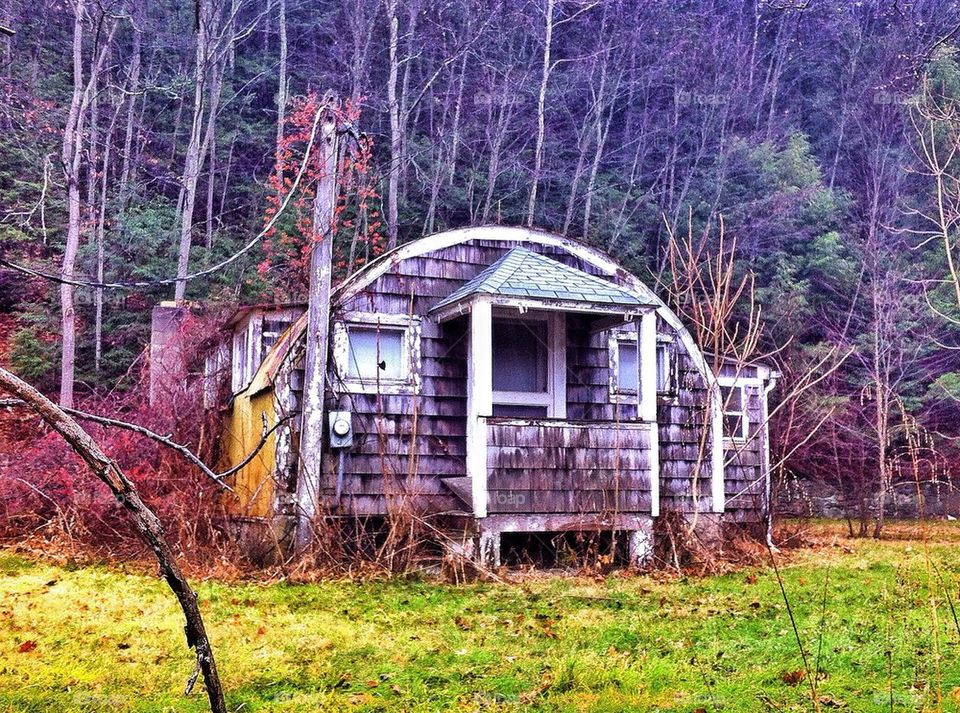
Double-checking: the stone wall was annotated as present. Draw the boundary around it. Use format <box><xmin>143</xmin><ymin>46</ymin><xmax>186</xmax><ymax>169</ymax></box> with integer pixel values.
<box><xmin>777</xmin><ymin>477</ymin><xmax>960</xmax><ymax>519</ymax></box>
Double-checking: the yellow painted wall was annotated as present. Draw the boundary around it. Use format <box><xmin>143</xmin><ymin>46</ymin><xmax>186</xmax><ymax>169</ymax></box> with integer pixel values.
<box><xmin>221</xmin><ymin>388</ymin><xmax>278</xmax><ymax>518</ymax></box>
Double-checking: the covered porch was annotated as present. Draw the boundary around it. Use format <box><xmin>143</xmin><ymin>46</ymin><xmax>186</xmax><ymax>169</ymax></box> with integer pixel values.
<box><xmin>430</xmin><ymin>247</ymin><xmax>662</xmax><ymax>562</ymax></box>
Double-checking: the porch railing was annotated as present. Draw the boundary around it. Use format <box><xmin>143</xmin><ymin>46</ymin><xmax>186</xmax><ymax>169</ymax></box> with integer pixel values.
<box><xmin>485</xmin><ymin>418</ymin><xmax>652</xmax><ymax>515</ymax></box>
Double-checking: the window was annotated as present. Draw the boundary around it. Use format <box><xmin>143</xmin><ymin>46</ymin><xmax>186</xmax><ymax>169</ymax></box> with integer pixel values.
<box><xmin>232</xmin><ymin>327</ymin><xmax>251</xmax><ymax>394</ymax></box>
<box><xmin>720</xmin><ymin>383</ymin><xmax>747</xmax><ymax>440</ymax></box>
<box><xmin>346</xmin><ymin>327</ymin><xmax>405</xmax><ymax>380</ymax></box>
<box><xmin>333</xmin><ymin>314</ymin><xmax>421</xmax><ymax>394</ymax></box>
<box><xmin>261</xmin><ymin>317</ymin><xmax>295</xmax><ymax>361</ymax></box>
<box><xmin>656</xmin><ymin>340</ymin><xmax>678</xmax><ymax>396</ymax></box>
<box><xmin>617</xmin><ymin>339</ymin><xmax>639</xmax><ymax>393</ymax></box>
<box><xmin>493</xmin><ymin>319</ymin><xmax>548</xmax><ymax>393</ymax></box>
<box><xmin>655</xmin><ymin>344</ymin><xmax>669</xmax><ymax>393</ymax></box>
<box><xmin>205</xmin><ymin>343</ymin><xmax>229</xmax><ymax>409</ymax></box>
<box><xmin>611</xmin><ymin>331</ymin><xmax>678</xmax><ymax>403</ymax></box>
<box><xmin>609</xmin><ymin>330</ymin><xmax>639</xmax><ymax>401</ymax></box>
<box><xmin>231</xmin><ymin>309</ymin><xmax>303</xmax><ymax>395</ymax></box>
<box><xmin>491</xmin><ymin>315</ymin><xmax>562</xmax><ymax>418</ymax></box>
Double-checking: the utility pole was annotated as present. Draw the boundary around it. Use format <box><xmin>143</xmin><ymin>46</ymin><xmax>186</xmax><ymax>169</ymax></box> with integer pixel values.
<box><xmin>295</xmin><ymin>93</ymin><xmax>339</xmax><ymax>552</ymax></box>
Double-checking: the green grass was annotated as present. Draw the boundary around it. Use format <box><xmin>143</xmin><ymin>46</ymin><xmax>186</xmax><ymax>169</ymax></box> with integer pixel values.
<box><xmin>4</xmin><ymin>521</ymin><xmax>960</xmax><ymax>711</ymax></box>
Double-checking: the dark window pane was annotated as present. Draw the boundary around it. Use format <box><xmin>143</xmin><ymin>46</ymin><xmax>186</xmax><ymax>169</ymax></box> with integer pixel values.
<box><xmin>656</xmin><ymin>344</ymin><xmax>670</xmax><ymax>393</ymax></box>
<box><xmin>723</xmin><ymin>413</ymin><xmax>743</xmax><ymax>438</ymax></box>
<box><xmin>262</xmin><ymin>318</ymin><xmax>293</xmax><ymax>359</ymax></box>
<box><xmin>493</xmin><ymin>319</ymin><xmax>548</xmax><ymax>392</ymax></box>
<box><xmin>720</xmin><ymin>385</ymin><xmax>742</xmax><ymax>411</ymax></box>
<box><xmin>492</xmin><ymin>404</ymin><xmax>549</xmax><ymax>418</ymax></box>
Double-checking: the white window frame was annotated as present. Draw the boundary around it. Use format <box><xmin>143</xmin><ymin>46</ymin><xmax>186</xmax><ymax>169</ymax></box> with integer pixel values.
<box><xmin>231</xmin><ymin>325</ymin><xmax>251</xmax><ymax>394</ymax></box>
<box><xmin>333</xmin><ymin>311</ymin><xmax>422</xmax><ymax>395</ymax></box>
<box><xmin>656</xmin><ymin>334</ymin><xmax>678</xmax><ymax>399</ymax></box>
<box><xmin>230</xmin><ymin>308</ymin><xmax>302</xmax><ymax>395</ymax></box>
<box><xmin>608</xmin><ymin>327</ymin><xmax>640</xmax><ymax>404</ymax></box>
<box><xmin>607</xmin><ymin>311</ymin><xmax>657</xmax><ymax>420</ymax></box>
<box><xmin>610</xmin><ymin>331</ymin><xmax>678</xmax><ymax>402</ymax></box>
<box><xmin>718</xmin><ymin>378</ymin><xmax>749</xmax><ymax>442</ymax></box>
<box><xmin>490</xmin><ymin>309</ymin><xmax>566</xmax><ymax>419</ymax></box>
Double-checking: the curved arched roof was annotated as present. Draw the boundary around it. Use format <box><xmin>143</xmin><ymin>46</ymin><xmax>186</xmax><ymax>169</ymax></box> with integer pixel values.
<box><xmin>335</xmin><ymin>225</ymin><xmax>654</xmax><ymax>303</ymax></box>
<box><xmin>333</xmin><ymin>225</ymin><xmax>715</xmax><ymax>382</ymax></box>
<box><xmin>261</xmin><ymin>226</ymin><xmax>721</xmax><ymax>395</ymax></box>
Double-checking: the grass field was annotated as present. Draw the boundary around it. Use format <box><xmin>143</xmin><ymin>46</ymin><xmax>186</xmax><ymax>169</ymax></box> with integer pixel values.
<box><xmin>4</xmin><ymin>521</ymin><xmax>960</xmax><ymax>711</ymax></box>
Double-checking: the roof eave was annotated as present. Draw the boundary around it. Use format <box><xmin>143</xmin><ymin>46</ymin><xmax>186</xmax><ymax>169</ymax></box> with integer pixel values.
<box><xmin>430</xmin><ymin>293</ymin><xmax>655</xmax><ymax>323</ymax></box>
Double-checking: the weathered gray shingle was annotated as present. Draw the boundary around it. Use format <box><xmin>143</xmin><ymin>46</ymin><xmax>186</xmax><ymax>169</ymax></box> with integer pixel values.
<box><xmin>431</xmin><ymin>246</ymin><xmax>651</xmax><ymax>313</ymax></box>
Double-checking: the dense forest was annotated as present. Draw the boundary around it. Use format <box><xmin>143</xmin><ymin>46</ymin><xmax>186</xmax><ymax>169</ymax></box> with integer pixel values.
<box><xmin>4</xmin><ymin>0</ymin><xmax>960</xmax><ymax>526</ymax></box>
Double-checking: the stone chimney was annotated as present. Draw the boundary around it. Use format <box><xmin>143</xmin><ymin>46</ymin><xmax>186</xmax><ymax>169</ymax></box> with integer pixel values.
<box><xmin>149</xmin><ymin>301</ymin><xmax>190</xmax><ymax>407</ymax></box>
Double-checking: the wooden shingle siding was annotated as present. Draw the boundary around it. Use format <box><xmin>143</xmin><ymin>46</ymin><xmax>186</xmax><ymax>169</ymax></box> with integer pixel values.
<box><xmin>326</xmin><ymin>239</ymin><xmax>633</xmax><ymax>516</ymax></box>
<box><xmin>486</xmin><ymin>421</ymin><xmax>651</xmax><ymax>515</ymax></box>
<box><xmin>311</xmin><ymin>236</ymin><xmax>766</xmax><ymax>521</ymax></box>
<box><xmin>327</xmin><ymin>243</ymin><xmax>491</xmax><ymax>514</ymax></box>
<box><xmin>566</xmin><ymin>314</ymin><xmax>631</xmax><ymax>422</ymax></box>
<box><xmin>656</xmin><ymin>320</ymin><xmax>717</xmax><ymax>513</ymax></box>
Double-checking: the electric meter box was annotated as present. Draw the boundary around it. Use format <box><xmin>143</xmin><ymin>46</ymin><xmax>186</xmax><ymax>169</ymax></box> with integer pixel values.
<box><xmin>328</xmin><ymin>411</ymin><xmax>354</xmax><ymax>449</ymax></box>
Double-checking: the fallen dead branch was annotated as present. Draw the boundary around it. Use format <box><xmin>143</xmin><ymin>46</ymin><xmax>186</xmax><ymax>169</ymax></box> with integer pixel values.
<box><xmin>65</xmin><ymin>405</ymin><xmax>293</xmax><ymax>490</ymax></box>
<box><xmin>0</xmin><ymin>366</ymin><xmax>226</xmax><ymax>713</ymax></box>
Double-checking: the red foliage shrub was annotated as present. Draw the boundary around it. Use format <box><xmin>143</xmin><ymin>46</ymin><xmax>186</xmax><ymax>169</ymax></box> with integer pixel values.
<box><xmin>258</xmin><ymin>94</ymin><xmax>385</xmax><ymax>300</ymax></box>
<box><xmin>0</xmin><ymin>351</ymin><xmax>237</xmax><ymax>565</ymax></box>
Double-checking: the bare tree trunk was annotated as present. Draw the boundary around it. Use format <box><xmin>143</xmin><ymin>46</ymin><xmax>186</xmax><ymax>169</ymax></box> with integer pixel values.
<box><xmin>86</xmin><ymin>59</ymin><xmax>100</xmax><ymax>248</ymax></box>
<box><xmin>481</xmin><ymin>78</ymin><xmax>515</xmax><ymax>223</ymax></box>
<box><xmin>175</xmin><ymin>0</ymin><xmax>226</xmax><ymax>302</ymax></box>
<box><xmin>132</xmin><ymin>52</ymin><xmax>152</xmax><ymax>173</ymax></box>
<box><xmin>345</xmin><ymin>0</ymin><xmax>377</xmax><ymax>102</ymax></box>
<box><xmin>204</xmin><ymin>130</ymin><xmax>216</xmax><ymax>250</ymax></box>
<box><xmin>1</xmin><ymin>0</ymin><xmax>10</xmax><ymax>75</ymax></box>
<box><xmin>871</xmin><ymin>275</ymin><xmax>890</xmax><ymax>539</ymax></box>
<box><xmin>95</xmin><ymin>100</ymin><xmax>124</xmax><ymax>374</ymax></box>
<box><xmin>526</xmin><ymin>0</ymin><xmax>554</xmax><ymax>227</ymax></box>
<box><xmin>1</xmin><ymin>0</ymin><xmax>12</xmax><ymax>130</ymax></box>
<box><xmin>397</xmin><ymin>1</ymin><xmax>416</xmax><ymax>197</ymax></box>
<box><xmin>561</xmin><ymin>115</ymin><xmax>591</xmax><ymax>235</ymax></box>
<box><xmin>118</xmin><ymin>1</ymin><xmax>143</xmax><ymax>209</ymax></box>
<box><xmin>59</xmin><ymin>0</ymin><xmax>86</xmax><ymax>409</ymax></box>
<box><xmin>57</xmin><ymin>5</ymin><xmax>117</xmax><ymax>405</ymax></box>
<box><xmin>219</xmin><ymin>129</ymin><xmax>237</xmax><ymax>218</ymax></box>
<box><xmin>385</xmin><ymin>0</ymin><xmax>400</xmax><ymax>247</ymax></box>
<box><xmin>447</xmin><ymin>51</ymin><xmax>468</xmax><ymax>184</ymax></box>
<box><xmin>423</xmin><ymin>77</ymin><xmax>458</xmax><ymax>234</ymax></box>
<box><xmin>201</xmin><ymin>2</ymin><xmax>232</xmax><ymax>251</ymax></box>
<box><xmin>0</xmin><ymin>367</ymin><xmax>226</xmax><ymax>713</ymax></box>
<box><xmin>174</xmin><ymin>41</ymin><xmax>206</xmax><ymax>302</ymax></box>
<box><xmin>583</xmin><ymin>67</ymin><xmax>618</xmax><ymax>240</ymax></box>
<box><xmin>274</xmin><ymin>0</ymin><xmax>288</xmax><ymax>189</ymax></box>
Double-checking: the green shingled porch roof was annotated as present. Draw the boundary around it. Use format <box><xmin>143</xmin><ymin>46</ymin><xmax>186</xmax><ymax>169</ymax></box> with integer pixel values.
<box><xmin>431</xmin><ymin>246</ymin><xmax>652</xmax><ymax>313</ymax></box>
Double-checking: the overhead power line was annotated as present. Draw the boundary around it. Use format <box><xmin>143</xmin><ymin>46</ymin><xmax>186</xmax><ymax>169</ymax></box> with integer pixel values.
<box><xmin>0</xmin><ymin>100</ymin><xmax>344</xmax><ymax>291</ymax></box>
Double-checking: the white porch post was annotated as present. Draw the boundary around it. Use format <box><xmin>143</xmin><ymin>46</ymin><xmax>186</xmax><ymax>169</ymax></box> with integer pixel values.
<box><xmin>710</xmin><ymin>382</ymin><xmax>726</xmax><ymax>513</ymax></box>
<box><xmin>550</xmin><ymin>312</ymin><xmax>567</xmax><ymax>419</ymax></box>
<box><xmin>639</xmin><ymin>309</ymin><xmax>660</xmax><ymax>517</ymax></box>
<box><xmin>467</xmin><ymin>300</ymin><xmax>492</xmax><ymax>518</ymax></box>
